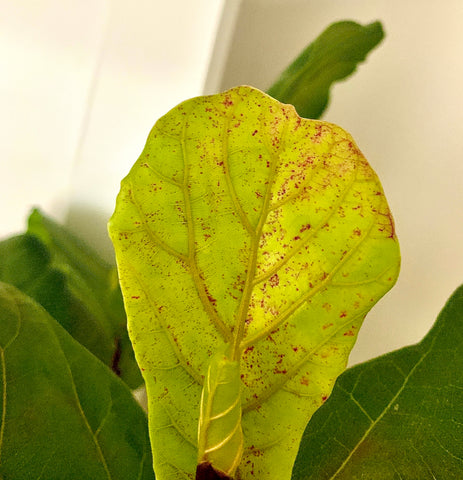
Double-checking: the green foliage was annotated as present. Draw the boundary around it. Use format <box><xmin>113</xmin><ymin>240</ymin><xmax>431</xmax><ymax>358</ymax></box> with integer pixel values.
<box><xmin>109</xmin><ymin>85</ymin><xmax>400</xmax><ymax>479</ymax></box>
<box><xmin>292</xmin><ymin>284</ymin><xmax>463</xmax><ymax>479</ymax></box>
<box><xmin>267</xmin><ymin>21</ymin><xmax>384</xmax><ymax>119</ymax></box>
<box><xmin>0</xmin><ymin>209</ymin><xmax>142</xmax><ymax>388</ymax></box>
<box><xmin>0</xmin><ymin>282</ymin><xmax>154</xmax><ymax>480</ymax></box>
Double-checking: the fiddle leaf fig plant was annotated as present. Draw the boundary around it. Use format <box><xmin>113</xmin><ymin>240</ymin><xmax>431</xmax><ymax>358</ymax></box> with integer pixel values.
<box><xmin>108</xmin><ymin>85</ymin><xmax>400</xmax><ymax>479</ymax></box>
<box><xmin>1</xmin><ymin>17</ymin><xmax>461</xmax><ymax>480</ymax></box>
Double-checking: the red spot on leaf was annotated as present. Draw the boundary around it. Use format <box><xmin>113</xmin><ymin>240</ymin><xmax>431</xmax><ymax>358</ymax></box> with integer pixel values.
<box><xmin>300</xmin><ymin>376</ymin><xmax>309</xmax><ymax>386</ymax></box>
<box><xmin>269</xmin><ymin>274</ymin><xmax>279</xmax><ymax>287</ymax></box>
<box><xmin>222</xmin><ymin>97</ymin><xmax>233</xmax><ymax>107</ymax></box>
<box><xmin>208</xmin><ymin>295</ymin><xmax>217</xmax><ymax>306</ymax></box>
<box><xmin>300</xmin><ymin>223</ymin><xmax>311</xmax><ymax>233</ymax></box>
<box><xmin>322</xmin><ymin>303</ymin><xmax>332</xmax><ymax>312</ymax></box>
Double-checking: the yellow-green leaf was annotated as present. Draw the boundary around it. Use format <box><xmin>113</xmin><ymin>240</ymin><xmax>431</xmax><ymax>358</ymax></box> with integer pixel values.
<box><xmin>109</xmin><ymin>86</ymin><xmax>400</xmax><ymax>480</ymax></box>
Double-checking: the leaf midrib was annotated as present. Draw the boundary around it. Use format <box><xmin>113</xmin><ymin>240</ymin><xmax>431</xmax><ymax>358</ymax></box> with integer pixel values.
<box><xmin>229</xmin><ymin>107</ymin><xmax>285</xmax><ymax>361</ymax></box>
<box><xmin>328</xmin><ymin>344</ymin><xmax>435</xmax><ymax>480</ymax></box>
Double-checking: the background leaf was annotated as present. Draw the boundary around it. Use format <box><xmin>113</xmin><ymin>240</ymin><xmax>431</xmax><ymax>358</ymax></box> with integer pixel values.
<box><xmin>267</xmin><ymin>21</ymin><xmax>384</xmax><ymax>119</ymax></box>
<box><xmin>0</xmin><ymin>281</ymin><xmax>154</xmax><ymax>480</ymax></box>
<box><xmin>292</xmin><ymin>284</ymin><xmax>463</xmax><ymax>480</ymax></box>
<box><xmin>0</xmin><ymin>209</ymin><xmax>142</xmax><ymax>388</ymax></box>
<box><xmin>109</xmin><ymin>86</ymin><xmax>400</xmax><ymax>479</ymax></box>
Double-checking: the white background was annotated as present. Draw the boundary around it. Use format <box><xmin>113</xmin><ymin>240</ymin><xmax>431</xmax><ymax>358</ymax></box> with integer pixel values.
<box><xmin>1</xmin><ymin>0</ymin><xmax>462</xmax><ymax>366</ymax></box>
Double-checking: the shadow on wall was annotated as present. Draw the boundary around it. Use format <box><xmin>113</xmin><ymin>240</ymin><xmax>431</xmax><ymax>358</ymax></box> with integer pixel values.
<box><xmin>66</xmin><ymin>204</ymin><xmax>116</xmax><ymax>264</ymax></box>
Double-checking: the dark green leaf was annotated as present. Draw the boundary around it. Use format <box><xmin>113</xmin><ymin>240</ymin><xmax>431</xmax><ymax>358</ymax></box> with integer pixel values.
<box><xmin>267</xmin><ymin>21</ymin><xmax>384</xmax><ymax>119</ymax></box>
<box><xmin>0</xmin><ymin>209</ymin><xmax>142</xmax><ymax>388</ymax></box>
<box><xmin>292</xmin><ymin>284</ymin><xmax>463</xmax><ymax>479</ymax></box>
<box><xmin>0</xmin><ymin>281</ymin><xmax>154</xmax><ymax>480</ymax></box>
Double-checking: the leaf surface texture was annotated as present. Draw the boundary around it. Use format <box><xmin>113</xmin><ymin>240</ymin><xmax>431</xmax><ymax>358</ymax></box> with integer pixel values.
<box><xmin>292</xmin><ymin>284</ymin><xmax>463</xmax><ymax>480</ymax></box>
<box><xmin>109</xmin><ymin>86</ymin><xmax>400</xmax><ymax>479</ymax></box>
<box><xmin>0</xmin><ymin>282</ymin><xmax>154</xmax><ymax>479</ymax></box>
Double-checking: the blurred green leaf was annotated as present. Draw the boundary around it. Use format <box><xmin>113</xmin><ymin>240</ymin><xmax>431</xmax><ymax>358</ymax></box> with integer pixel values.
<box><xmin>0</xmin><ymin>282</ymin><xmax>154</xmax><ymax>479</ymax></box>
<box><xmin>292</xmin><ymin>284</ymin><xmax>463</xmax><ymax>480</ymax></box>
<box><xmin>268</xmin><ymin>21</ymin><xmax>384</xmax><ymax>119</ymax></box>
<box><xmin>0</xmin><ymin>209</ymin><xmax>142</xmax><ymax>388</ymax></box>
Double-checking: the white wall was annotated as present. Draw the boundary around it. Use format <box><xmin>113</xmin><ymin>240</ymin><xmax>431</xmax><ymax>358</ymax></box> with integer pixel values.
<box><xmin>1</xmin><ymin>0</ymin><xmax>462</xmax><ymax>365</ymax></box>
<box><xmin>0</xmin><ymin>0</ymin><xmax>225</xmax><ymax>252</ymax></box>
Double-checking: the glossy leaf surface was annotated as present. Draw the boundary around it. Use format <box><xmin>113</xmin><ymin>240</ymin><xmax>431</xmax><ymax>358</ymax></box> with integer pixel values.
<box><xmin>0</xmin><ymin>209</ymin><xmax>142</xmax><ymax>388</ymax></box>
<box><xmin>0</xmin><ymin>282</ymin><xmax>154</xmax><ymax>479</ymax></box>
<box><xmin>268</xmin><ymin>21</ymin><xmax>384</xmax><ymax>119</ymax></box>
<box><xmin>109</xmin><ymin>86</ymin><xmax>400</xmax><ymax>479</ymax></box>
<box><xmin>292</xmin><ymin>284</ymin><xmax>463</xmax><ymax>480</ymax></box>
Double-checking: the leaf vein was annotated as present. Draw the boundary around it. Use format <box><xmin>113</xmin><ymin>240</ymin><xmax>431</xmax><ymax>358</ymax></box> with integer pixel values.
<box><xmin>127</xmin><ymin>264</ymin><xmax>203</xmax><ymax>385</ymax></box>
<box><xmin>253</xmin><ymin>170</ymin><xmax>358</xmax><ymax>287</ymax></box>
<box><xmin>180</xmin><ymin>113</ymin><xmax>232</xmax><ymax>342</ymax></box>
<box><xmin>328</xmin><ymin>343</ymin><xmax>436</xmax><ymax>479</ymax></box>
<box><xmin>127</xmin><ymin>183</ymin><xmax>188</xmax><ymax>262</ymax></box>
<box><xmin>244</xmin><ymin>217</ymin><xmax>376</xmax><ymax>348</ymax></box>
<box><xmin>232</xmin><ymin>114</ymin><xmax>289</xmax><ymax>359</ymax></box>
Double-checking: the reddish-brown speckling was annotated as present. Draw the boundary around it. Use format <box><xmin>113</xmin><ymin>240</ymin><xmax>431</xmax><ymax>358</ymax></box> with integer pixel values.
<box><xmin>269</xmin><ymin>274</ymin><xmax>279</xmax><ymax>287</ymax></box>
<box><xmin>300</xmin><ymin>376</ymin><xmax>309</xmax><ymax>386</ymax></box>
<box><xmin>322</xmin><ymin>395</ymin><xmax>328</xmax><ymax>402</ymax></box>
<box><xmin>131</xmin><ymin>296</ymin><xmax>140</xmax><ymax>300</ymax></box>
<box><xmin>292</xmin><ymin>346</ymin><xmax>299</xmax><ymax>352</ymax></box>
<box><xmin>322</xmin><ymin>322</ymin><xmax>334</xmax><ymax>330</ymax></box>
<box><xmin>223</xmin><ymin>97</ymin><xmax>233</xmax><ymax>107</ymax></box>
<box><xmin>293</xmin><ymin>236</ymin><xmax>301</xmax><ymax>241</ymax></box>
<box><xmin>340</xmin><ymin>311</ymin><xmax>347</xmax><ymax>318</ymax></box>
<box><xmin>207</xmin><ymin>295</ymin><xmax>217</xmax><ymax>306</ymax></box>
<box><xmin>244</xmin><ymin>345</ymin><xmax>254</xmax><ymax>354</ymax></box>
<box><xmin>255</xmin><ymin>191</ymin><xmax>263</xmax><ymax>199</ymax></box>
<box><xmin>353</xmin><ymin>228</ymin><xmax>362</xmax><ymax>236</ymax></box>
<box><xmin>252</xmin><ymin>130</ymin><xmax>258</xmax><ymax>136</ymax></box>
<box><xmin>300</xmin><ymin>223</ymin><xmax>311</xmax><ymax>233</ymax></box>
<box><xmin>387</xmin><ymin>211</ymin><xmax>396</xmax><ymax>239</ymax></box>
<box><xmin>344</xmin><ymin>330</ymin><xmax>355</xmax><ymax>336</ymax></box>
<box><xmin>249</xmin><ymin>446</ymin><xmax>263</xmax><ymax>457</ymax></box>
<box><xmin>274</xmin><ymin>367</ymin><xmax>287</xmax><ymax>375</ymax></box>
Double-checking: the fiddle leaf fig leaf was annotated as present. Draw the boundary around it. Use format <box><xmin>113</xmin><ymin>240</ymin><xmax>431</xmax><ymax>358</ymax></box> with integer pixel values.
<box><xmin>0</xmin><ymin>210</ymin><xmax>142</xmax><ymax>388</ymax></box>
<box><xmin>267</xmin><ymin>21</ymin><xmax>384</xmax><ymax>119</ymax></box>
<box><xmin>292</xmin><ymin>283</ymin><xmax>463</xmax><ymax>480</ymax></box>
<box><xmin>109</xmin><ymin>86</ymin><xmax>400</xmax><ymax>480</ymax></box>
<box><xmin>0</xmin><ymin>282</ymin><xmax>154</xmax><ymax>480</ymax></box>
